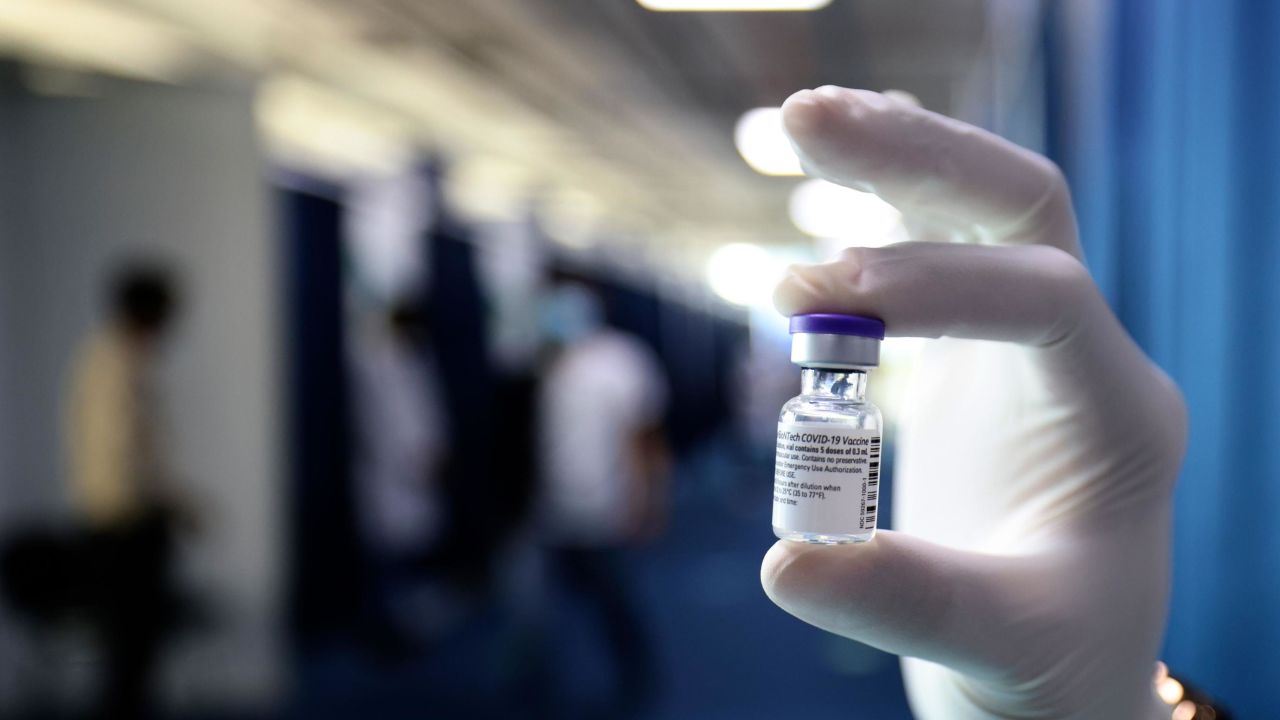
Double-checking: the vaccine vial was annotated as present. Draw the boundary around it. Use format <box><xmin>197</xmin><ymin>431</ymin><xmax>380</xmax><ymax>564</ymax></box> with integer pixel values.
<box><xmin>773</xmin><ymin>313</ymin><xmax>884</xmax><ymax>544</ymax></box>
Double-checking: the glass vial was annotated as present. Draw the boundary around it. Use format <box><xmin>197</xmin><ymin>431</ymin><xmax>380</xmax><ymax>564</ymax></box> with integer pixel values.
<box><xmin>773</xmin><ymin>313</ymin><xmax>884</xmax><ymax>544</ymax></box>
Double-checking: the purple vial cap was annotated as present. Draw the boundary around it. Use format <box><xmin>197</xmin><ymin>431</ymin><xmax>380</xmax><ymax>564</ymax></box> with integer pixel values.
<box><xmin>789</xmin><ymin>313</ymin><xmax>885</xmax><ymax>340</ymax></box>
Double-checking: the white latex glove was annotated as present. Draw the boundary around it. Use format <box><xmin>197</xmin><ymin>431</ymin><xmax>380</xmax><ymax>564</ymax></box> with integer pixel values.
<box><xmin>762</xmin><ymin>87</ymin><xmax>1188</xmax><ymax>719</ymax></box>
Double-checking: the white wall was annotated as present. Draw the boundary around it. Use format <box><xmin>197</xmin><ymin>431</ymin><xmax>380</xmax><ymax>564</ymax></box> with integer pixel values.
<box><xmin>0</xmin><ymin>71</ymin><xmax>282</xmax><ymax>711</ymax></box>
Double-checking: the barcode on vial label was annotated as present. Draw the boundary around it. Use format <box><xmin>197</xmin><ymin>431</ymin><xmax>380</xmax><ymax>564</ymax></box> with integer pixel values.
<box><xmin>863</xmin><ymin>436</ymin><xmax>881</xmax><ymax>527</ymax></box>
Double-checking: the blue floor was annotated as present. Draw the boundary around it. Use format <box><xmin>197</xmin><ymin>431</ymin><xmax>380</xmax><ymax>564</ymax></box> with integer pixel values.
<box><xmin>292</xmin><ymin>435</ymin><xmax>914</xmax><ymax>719</ymax></box>
<box><xmin>635</xmin><ymin>439</ymin><xmax>912</xmax><ymax>720</ymax></box>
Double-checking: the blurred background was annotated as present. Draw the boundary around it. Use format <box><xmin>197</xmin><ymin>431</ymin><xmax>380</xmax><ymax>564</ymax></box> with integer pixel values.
<box><xmin>0</xmin><ymin>0</ymin><xmax>1275</xmax><ymax>718</ymax></box>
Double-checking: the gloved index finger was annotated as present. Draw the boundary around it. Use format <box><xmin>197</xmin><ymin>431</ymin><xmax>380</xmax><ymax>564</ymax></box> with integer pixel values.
<box><xmin>782</xmin><ymin>87</ymin><xmax>1080</xmax><ymax>258</ymax></box>
<box><xmin>773</xmin><ymin>241</ymin><xmax>1182</xmax><ymax>444</ymax></box>
<box><xmin>774</xmin><ymin>242</ymin><xmax>1094</xmax><ymax>347</ymax></box>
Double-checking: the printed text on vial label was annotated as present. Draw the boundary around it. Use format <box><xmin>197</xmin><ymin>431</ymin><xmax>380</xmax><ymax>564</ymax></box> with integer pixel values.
<box><xmin>773</xmin><ymin>425</ymin><xmax>880</xmax><ymax>533</ymax></box>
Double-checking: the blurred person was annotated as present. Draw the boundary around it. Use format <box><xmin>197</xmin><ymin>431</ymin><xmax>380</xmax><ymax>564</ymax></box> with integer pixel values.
<box><xmin>348</xmin><ymin>298</ymin><xmax>450</xmax><ymax>648</ymax></box>
<box><xmin>65</xmin><ymin>262</ymin><xmax>190</xmax><ymax>719</ymax></box>
<box><xmin>535</xmin><ymin>279</ymin><xmax>671</xmax><ymax>718</ymax></box>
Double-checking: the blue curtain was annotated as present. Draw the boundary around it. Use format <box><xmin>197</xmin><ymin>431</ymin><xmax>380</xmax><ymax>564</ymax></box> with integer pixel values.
<box><xmin>1048</xmin><ymin>1</ymin><xmax>1280</xmax><ymax>714</ymax></box>
<box><xmin>280</xmin><ymin>180</ymin><xmax>362</xmax><ymax>643</ymax></box>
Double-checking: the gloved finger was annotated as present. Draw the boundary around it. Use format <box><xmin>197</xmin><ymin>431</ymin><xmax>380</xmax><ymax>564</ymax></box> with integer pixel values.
<box><xmin>880</xmin><ymin>89</ymin><xmax>921</xmax><ymax>108</ymax></box>
<box><xmin>782</xmin><ymin>86</ymin><xmax>1079</xmax><ymax>257</ymax></box>
<box><xmin>761</xmin><ymin>530</ymin><xmax>1031</xmax><ymax>677</ymax></box>
<box><xmin>900</xmin><ymin>214</ymin><xmax>970</xmax><ymax>245</ymax></box>
<box><xmin>774</xmin><ymin>241</ymin><xmax>1180</xmax><ymax>437</ymax></box>
<box><xmin>774</xmin><ymin>242</ymin><xmax>1097</xmax><ymax>346</ymax></box>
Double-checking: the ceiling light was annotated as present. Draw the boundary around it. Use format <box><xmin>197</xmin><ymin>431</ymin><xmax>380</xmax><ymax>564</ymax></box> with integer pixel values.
<box><xmin>639</xmin><ymin>0</ymin><xmax>831</xmax><ymax>11</ymax></box>
<box><xmin>788</xmin><ymin>179</ymin><xmax>904</xmax><ymax>247</ymax></box>
<box><xmin>540</xmin><ymin>186</ymin><xmax>605</xmax><ymax>248</ymax></box>
<box><xmin>256</xmin><ymin>75</ymin><xmax>414</xmax><ymax>177</ymax></box>
<box><xmin>705</xmin><ymin>243</ymin><xmax>785</xmax><ymax>307</ymax></box>
<box><xmin>447</xmin><ymin>155</ymin><xmax>539</xmax><ymax>222</ymax></box>
<box><xmin>0</xmin><ymin>0</ymin><xmax>194</xmax><ymax>82</ymax></box>
<box><xmin>734</xmin><ymin>107</ymin><xmax>803</xmax><ymax>176</ymax></box>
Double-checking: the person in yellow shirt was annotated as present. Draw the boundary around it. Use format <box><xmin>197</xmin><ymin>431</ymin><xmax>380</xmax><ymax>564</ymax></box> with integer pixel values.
<box><xmin>68</xmin><ymin>266</ymin><xmax>178</xmax><ymax>527</ymax></box>
<box><xmin>65</xmin><ymin>263</ymin><xmax>182</xmax><ymax>719</ymax></box>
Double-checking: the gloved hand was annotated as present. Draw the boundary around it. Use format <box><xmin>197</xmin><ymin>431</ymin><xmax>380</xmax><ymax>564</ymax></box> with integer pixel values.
<box><xmin>762</xmin><ymin>86</ymin><xmax>1188</xmax><ymax>719</ymax></box>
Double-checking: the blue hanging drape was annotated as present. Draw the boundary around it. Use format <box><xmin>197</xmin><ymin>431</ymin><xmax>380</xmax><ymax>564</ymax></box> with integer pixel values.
<box><xmin>1047</xmin><ymin>1</ymin><xmax>1280</xmax><ymax>714</ymax></box>
<box><xmin>280</xmin><ymin>180</ymin><xmax>362</xmax><ymax>643</ymax></box>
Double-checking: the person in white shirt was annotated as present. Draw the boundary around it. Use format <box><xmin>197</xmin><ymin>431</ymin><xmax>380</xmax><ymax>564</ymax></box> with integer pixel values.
<box><xmin>349</xmin><ymin>299</ymin><xmax>450</xmax><ymax>644</ymax></box>
<box><xmin>536</xmin><ymin>280</ymin><xmax>670</xmax><ymax>717</ymax></box>
<box><xmin>351</xmin><ymin>300</ymin><xmax>447</xmax><ymax>557</ymax></box>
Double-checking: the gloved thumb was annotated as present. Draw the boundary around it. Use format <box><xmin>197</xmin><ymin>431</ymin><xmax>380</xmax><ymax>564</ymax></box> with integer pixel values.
<box><xmin>762</xmin><ymin>530</ymin><xmax>1031</xmax><ymax>679</ymax></box>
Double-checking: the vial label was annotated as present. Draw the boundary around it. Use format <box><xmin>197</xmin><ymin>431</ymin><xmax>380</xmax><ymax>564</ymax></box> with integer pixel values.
<box><xmin>773</xmin><ymin>422</ymin><xmax>881</xmax><ymax>535</ymax></box>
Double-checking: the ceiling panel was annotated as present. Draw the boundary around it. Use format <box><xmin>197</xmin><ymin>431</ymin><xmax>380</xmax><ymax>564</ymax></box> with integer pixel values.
<box><xmin>338</xmin><ymin>0</ymin><xmax>991</xmax><ymax>240</ymax></box>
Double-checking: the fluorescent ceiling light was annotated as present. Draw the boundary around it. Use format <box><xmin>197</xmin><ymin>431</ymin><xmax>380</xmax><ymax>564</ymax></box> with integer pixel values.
<box><xmin>256</xmin><ymin>75</ymin><xmax>415</xmax><ymax>177</ymax></box>
<box><xmin>734</xmin><ymin>107</ymin><xmax>803</xmax><ymax>176</ymax></box>
<box><xmin>639</xmin><ymin>0</ymin><xmax>831</xmax><ymax>11</ymax></box>
<box><xmin>788</xmin><ymin>179</ymin><xmax>904</xmax><ymax>246</ymax></box>
<box><xmin>705</xmin><ymin>242</ymin><xmax>786</xmax><ymax>307</ymax></box>
<box><xmin>540</xmin><ymin>186</ymin><xmax>605</xmax><ymax>248</ymax></box>
<box><xmin>447</xmin><ymin>155</ymin><xmax>540</xmax><ymax>222</ymax></box>
<box><xmin>0</xmin><ymin>0</ymin><xmax>194</xmax><ymax>82</ymax></box>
